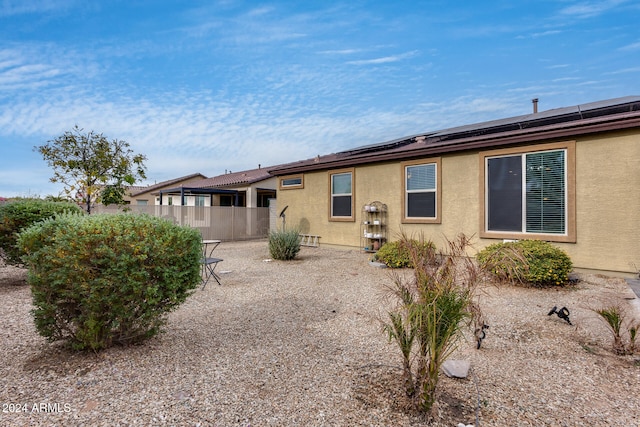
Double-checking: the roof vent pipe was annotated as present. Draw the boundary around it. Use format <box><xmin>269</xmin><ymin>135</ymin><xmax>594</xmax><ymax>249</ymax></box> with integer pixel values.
<box><xmin>532</xmin><ymin>98</ymin><xmax>539</xmax><ymax>114</ymax></box>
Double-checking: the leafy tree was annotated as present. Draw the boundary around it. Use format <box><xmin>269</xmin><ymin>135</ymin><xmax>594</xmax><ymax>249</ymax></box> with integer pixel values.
<box><xmin>35</xmin><ymin>126</ymin><xmax>147</xmax><ymax>213</ymax></box>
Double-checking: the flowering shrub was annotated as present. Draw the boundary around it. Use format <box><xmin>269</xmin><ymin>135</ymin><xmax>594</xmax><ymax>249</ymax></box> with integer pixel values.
<box><xmin>375</xmin><ymin>239</ymin><xmax>436</xmax><ymax>268</ymax></box>
<box><xmin>477</xmin><ymin>240</ymin><xmax>573</xmax><ymax>286</ymax></box>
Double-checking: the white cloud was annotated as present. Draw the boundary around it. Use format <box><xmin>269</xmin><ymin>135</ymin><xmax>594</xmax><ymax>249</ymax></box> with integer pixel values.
<box><xmin>346</xmin><ymin>50</ymin><xmax>418</xmax><ymax>65</ymax></box>
<box><xmin>558</xmin><ymin>0</ymin><xmax>630</xmax><ymax>19</ymax></box>
<box><xmin>0</xmin><ymin>0</ymin><xmax>75</xmax><ymax>17</ymax></box>
<box><xmin>619</xmin><ymin>41</ymin><xmax>640</xmax><ymax>51</ymax></box>
<box><xmin>604</xmin><ymin>67</ymin><xmax>640</xmax><ymax>75</ymax></box>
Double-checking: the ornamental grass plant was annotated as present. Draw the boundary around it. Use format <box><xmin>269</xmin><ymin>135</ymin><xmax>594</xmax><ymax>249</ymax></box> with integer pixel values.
<box><xmin>382</xmin><ymin>233</ymin><xmax>484</xmax><ymax>414</ymax></box>
<box><xmin>268</xmin><ymin>228</ymin><xmax>301</xmax><ymax>260</ymax></box>
<box><xmin>593</xmin><ymin>305</ymin><xmax>639</xmax><ymax>355</ymax></box>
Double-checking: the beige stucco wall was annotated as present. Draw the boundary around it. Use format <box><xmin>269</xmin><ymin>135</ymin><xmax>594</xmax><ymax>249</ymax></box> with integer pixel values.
<box><xmin>277</xmin><ymin>131</ymin><xmax>640</xmax><ymax>275</ymax></box>
<box><xmin>563</xmin><ymin>131</ymin><xmax>639</xmax><ymax>273</ymax></box>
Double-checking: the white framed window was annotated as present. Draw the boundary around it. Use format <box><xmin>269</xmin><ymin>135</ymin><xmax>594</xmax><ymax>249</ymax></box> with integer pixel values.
<box><xmin>329</xmin><ymin>169</ymin><xmax>354</xmax><ymax>220</ymax></box>
<box><xmin>402</xmin><ymin>158</ymin><xmax>441</xmax><ymax>223</ymax></box>
<box><xmin>480</xmin><ymin>142</ymin><xmax>575</xmax><ymax>242</ymax></box>
<box><xmin>280</xmin><ymin>175</ymin><xmax>304</xmax><ymax>189</ymax></box>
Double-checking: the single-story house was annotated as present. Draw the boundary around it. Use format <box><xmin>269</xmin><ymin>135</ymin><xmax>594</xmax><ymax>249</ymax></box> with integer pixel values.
<box><xmin>269</xmin><ymin>96</ymin><xmax>640</xmax><ymax>276</ymax></box>
<box><xmin>125</xmin><ymin>173</ymin><xmax>208</xmax><ymax>205</ymax></box>
<box><xmin>155</xmin><ymin>167</ymin><xmax>277</xmax><ymax>208</ymax></box>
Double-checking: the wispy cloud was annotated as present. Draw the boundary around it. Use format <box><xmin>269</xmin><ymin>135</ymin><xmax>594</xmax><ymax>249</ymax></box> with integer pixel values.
<box><xmin>0</xmin><ymin>0</ymin><xmax>74</xmax><ymax>17</ymax></box>
<box><xmin>547</xmin><ymin>64</ymin><xmax>570</xmax><ymax>69</ymax></box>
<box><xmin>531</xmin><ymin>30</ymin><xmax>562</xmax><ymax>38</ymax></box>
<box><xmin>0</xmin><ymin>45</ymin><xmax>96</xmax><ymax>93</ymax></box>
<box><xmin>558</xmin><ymin>0</ymin><xmax>630</xmax><ymax>19</ymax></box>
<box><xmin>318</xmin><ymin>49</ymin><xmax>364</xmax><ymax>55</ymax></box>
<box><xmin>619</xmin><ymin>41</ymin><xmax>640</xmax><ymax>51</ymax></box>
<box><xmin>346</xmin><ymin>50</ymin><xmax>418</xmax><ymax>65</ymax></box>
<box><xmin>604</xmin><ymin>67</ymin><xmax>640</xmax><ymax>75</ymax></box>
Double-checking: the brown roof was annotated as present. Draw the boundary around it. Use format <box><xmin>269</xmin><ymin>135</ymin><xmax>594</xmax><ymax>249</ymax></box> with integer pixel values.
<box><xmin>186</xmin><ymin>167</ymin><xmax>273</xmax><ymax>189</ymax></box>
<box><xmin>129</xmin><ymin>173</ymin><xmax>207</xmax><ymax>196</ymax></box>
<box><xmin>269</xmin><ymin>96</ymin><xmax>640</xmax><ymax>175</ymax></box>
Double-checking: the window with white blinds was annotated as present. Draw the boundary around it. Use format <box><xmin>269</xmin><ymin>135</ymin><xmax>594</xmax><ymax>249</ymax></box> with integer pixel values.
<box><xmin>330</xmin><ymin>171</ymin><xmax>353</xmax><ymax>218</ymax></box>
<box><xmin>486</xmin><ymin>149</ymin><xmax>566</xmax><ymax>235</ymax></box>
<box><xmin>406</xmin><ymin>163</ymin><xmax>437</xmax><ymax>218</ymax></box>
<box><xmin>525</xmin><ymin>150</ymin><xmax>565</xmax><ymax>234</ymax></box>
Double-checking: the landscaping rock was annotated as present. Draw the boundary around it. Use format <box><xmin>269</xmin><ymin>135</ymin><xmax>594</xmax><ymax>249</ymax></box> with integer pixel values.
<box><xmin>442</xmin><ymin>360</ymin><xmax>471</xmax><ymax>378</ymax></box>
<box><xmin>369</xmin><ymin>261</ymin><xmax>387</xmax><ymax>268</ymax></box>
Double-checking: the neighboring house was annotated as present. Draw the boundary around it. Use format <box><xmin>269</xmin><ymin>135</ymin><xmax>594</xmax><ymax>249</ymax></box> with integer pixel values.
<box><xmin>125</xmin><ymin>173</ymin><xmax>208</xmax><ymax>205</ymax></box>
<box><xmin>269</xmin><ymin>96</ymin><xmax>640</xmax><ymax>276</ymax></box>
<box><xmin>155</xmin><ymin>166</ymin><xmax>277</xmax><ymax>208</ymax></box>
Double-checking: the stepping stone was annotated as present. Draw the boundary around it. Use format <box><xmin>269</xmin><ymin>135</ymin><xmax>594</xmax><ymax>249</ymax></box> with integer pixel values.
<box><xmin>442</xmin><ymin>360</ymin><xmax>470</xmax><ymax>378</ymax></box>
<box><xmin>369</xmin><ymin>261</ymin><xmax>387</xmax><ymax>268</ymax></box>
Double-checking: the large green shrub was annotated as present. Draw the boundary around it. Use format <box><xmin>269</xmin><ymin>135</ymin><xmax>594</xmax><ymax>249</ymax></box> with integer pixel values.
<box><xmin>268</xmin><ymin>228</ymin><xmax>301</xmax><ymax>260</ymax></box>
<box><xmin>0</xmin><ymin>199</ymin><xmax>82</xmax><ymax>265</ymax></box>
<box><xmin>375</xmin><ymin>239</ymin><xmax>436</xmax><ymax>268</ymax></box>
<box><xmin>17</xmin><ymin>213</ymin><xmax>202</xmax><ymax>351</ymax></box>
<box><xmin>477</xmin><ymin>240</ymin><xmax>573</xmax><ymax>286</ymax></box>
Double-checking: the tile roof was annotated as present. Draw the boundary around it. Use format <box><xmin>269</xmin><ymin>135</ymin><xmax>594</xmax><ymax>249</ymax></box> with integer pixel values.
<box><xmin>129</xmin><ymin>173</ymin><xmax>207</xmax><ymax>196</ymax></box>
<box><xmin>187</xmin><ymin>167</ymin><xmax>272</xmax><ymax>189</ymax></box>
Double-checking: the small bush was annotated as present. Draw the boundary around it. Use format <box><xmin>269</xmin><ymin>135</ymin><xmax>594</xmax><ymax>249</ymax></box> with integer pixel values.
<box><xmin>0</xmin><ymin>199</ymin><xmax>82</xmax><ymax>265</ymax></box>
<box><xmin>477</xmin><ymin>240</ymin><xmax>573</xmax><ymax>286</ymax></box>
<box><xmin>268</xmin><ymin>228</ymin><xmax>301</xmax><ymax>260</ymax></box>
<box><xmin>17</xmin><ymin>213</ymin><xmax>202</xmax><ymax>351</ymax></box>
<box><xmin>375</xmin><ymin>240</ymin><xmax>436</xmax><ymax>268</ymax></box>
<box><xmin>593</xmin><ymin>305</ymin><xmax>639</xmax><ymax>355</ymax></box>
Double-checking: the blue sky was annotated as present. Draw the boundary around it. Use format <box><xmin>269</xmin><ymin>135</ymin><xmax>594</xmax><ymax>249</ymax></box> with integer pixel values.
<box><xmin>1</xmin><ymin>0</ymin><xmax>639</xmax><ymax>197</ymax></box>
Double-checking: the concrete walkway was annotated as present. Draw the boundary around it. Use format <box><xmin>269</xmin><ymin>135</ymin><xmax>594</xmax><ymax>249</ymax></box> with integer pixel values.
<box><xmin>626</xmin><ymin>278</ymin><xmax>640</xmax><ymax>318</ymax></box>
<box><xmin>627</xmin><ymin>278</ymin><xmax>640</xmax><ymax>298</ymax></box>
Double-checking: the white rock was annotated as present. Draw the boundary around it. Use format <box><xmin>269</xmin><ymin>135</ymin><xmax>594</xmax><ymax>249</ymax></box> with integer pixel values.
<box><xmin>442</xmin><ymin>359</ymin><xmax>471</xmax><ymax>378</ymax></box>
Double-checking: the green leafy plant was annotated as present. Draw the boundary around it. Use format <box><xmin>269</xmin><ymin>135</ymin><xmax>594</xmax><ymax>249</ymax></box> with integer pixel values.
<box><xmin>268</xmin><ymin>228</ymin><xmax>301</xmax><ymax>260</ymax></box>
<box><xmin>593</xmin><ymin>305</ymin><xmax>639</xmax><ymax>355</ymax></box>
<box><xmin>0</xmin><ymin>199</ymin><xmax>82</xmax><ymax>265</ymax></box>
<box><xmin>17</xmin><ymin>213</ymin><xmax>202</xmax><ymax>351</ymax></box>
<box><xmin>375</xmin><ymin>239</ymin><xmax>436</xmax><ymax>268</ymax></box>
<box><xmin>35</xmin><ymin>126</ymin><xmax>147</xmax><ymax>213</ymax></box>
<box><xmin>477</xmin><ymin>240</ymin><xmax>573</xmax><ymax>286</ymax></box>
<box><xmin>383</xmin><ymin>234</ymin><xmax>483</xmax><ymax>414</ymax></box>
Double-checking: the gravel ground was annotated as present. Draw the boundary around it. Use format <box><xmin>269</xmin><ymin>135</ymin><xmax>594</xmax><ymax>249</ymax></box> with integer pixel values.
<box><xmin>1</xmin><ymin>240</ymin><xmax>639</xmax><ymax>426</ymax></box>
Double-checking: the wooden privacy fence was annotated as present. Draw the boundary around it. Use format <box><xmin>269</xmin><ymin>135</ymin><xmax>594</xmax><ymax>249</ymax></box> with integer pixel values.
<box><xmin>93</xmin><ymin>205</ymin><xmax>271</xmax><ymax>241</ymax></box>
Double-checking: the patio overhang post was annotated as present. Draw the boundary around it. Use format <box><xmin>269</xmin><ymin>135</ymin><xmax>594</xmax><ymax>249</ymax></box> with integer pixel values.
<box><xmin>181</xmin><ymin>187</ymin><xmax>185</xmax><ymax>206</ymax></box>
